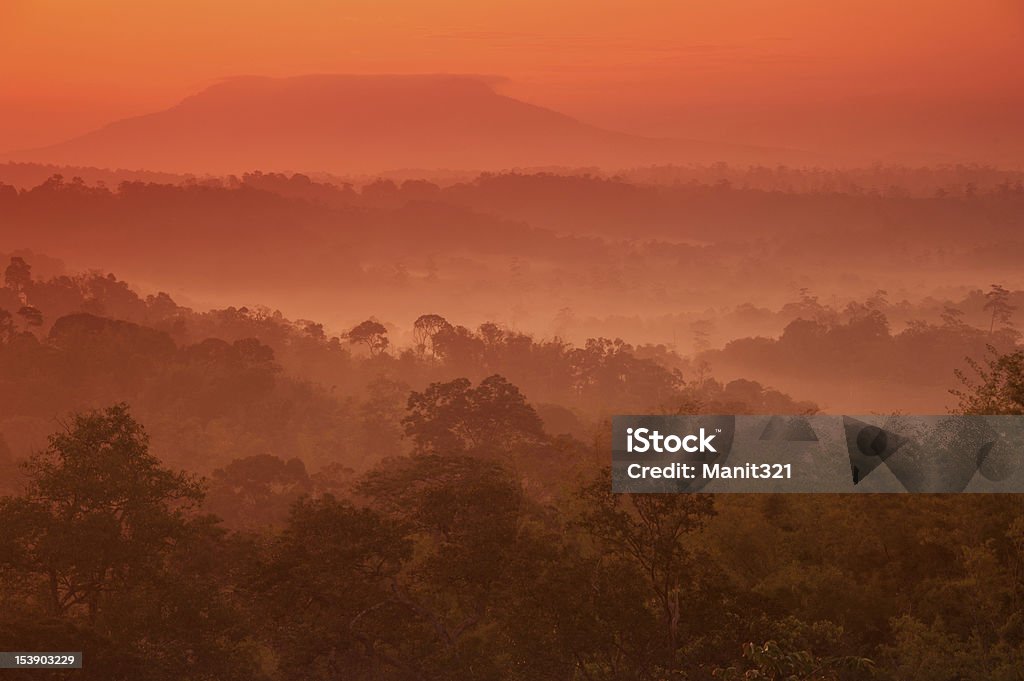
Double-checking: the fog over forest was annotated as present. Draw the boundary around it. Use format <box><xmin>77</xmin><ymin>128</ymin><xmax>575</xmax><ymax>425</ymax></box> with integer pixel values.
<box><xmin>3</xmin><ymin>1</ymin><xmax>1023</xmax><ymax>676</ymax></box>
<box><xmin>2</xmin><ymin>163</ymin><xmax>1024</xmax><ymax>681</ymax></box>
<box><xmin>3</xmin><ymin>163</ymin><xmax>1022</xmax><ymax>412</ymax></box>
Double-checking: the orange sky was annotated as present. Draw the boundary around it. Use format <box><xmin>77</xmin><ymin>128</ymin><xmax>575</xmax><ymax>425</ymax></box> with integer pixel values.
<box><xmin>2</xmin><ymin>0</ymin><xmax>1023</xmax><ymax>162</ymax></box>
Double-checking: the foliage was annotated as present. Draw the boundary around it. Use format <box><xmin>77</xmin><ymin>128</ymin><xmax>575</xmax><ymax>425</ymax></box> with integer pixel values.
<box><xmin>714</xmin><ymin>640</ymin><xmax>874</xmax><ymax>681</ymax></box>
<box><xmin>0</xmin><ymin>404</ymin><xmax>255</xmax><ymax>680</ymax></box>
<box><xmin>348</xmin><ymin>319</ymin><xmax>390</xmax><ymax>357</ymax></box>
<box><xmin>0</xmin><ymin>252</ymin><xmax>1022</xmax><ymax>679</ymax></box>
<box><xmin>953</xmin><ymin>346</ymin><xmax>1024</xmax><ymax>414</ymax></box>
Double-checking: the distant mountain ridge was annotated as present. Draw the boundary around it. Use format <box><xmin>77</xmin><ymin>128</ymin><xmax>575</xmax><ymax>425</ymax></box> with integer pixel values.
<box><xmin>8</xmin><ymin>74</ymin><xmax>806</xmax><ymax>173</ymax></box>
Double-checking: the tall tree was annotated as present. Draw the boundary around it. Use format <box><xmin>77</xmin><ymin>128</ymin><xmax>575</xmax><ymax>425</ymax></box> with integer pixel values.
<box><xmin>412</xmin><ymin>313</ymin><xmax>451</xmax><ymax>357</ymax></box>
<box><xmin>0</xmin><ymin>404</ymin><xmax>202</xmax><ymax>618</ymax></box>
<box><xmin>0</xmin><ymin>405</ymin><xmax>257</xmax><ymax>681</ymax></box>
<box><xmin>984</xmin><ymin>284</ymin><xmax>1016</xmax><ymax>335</ymax></box>
<box><xmin>348</xmin><ymin>319</ymin><xmax>390</xmax><ymax>357</ymax></box>
<box><xmin>577</xmin><ymin>469</ymin><xmax>715</xmax><ymax>669</ymax></box>
<box><xmin>403</xmin><ymin>375</ymin><xmax>546</xmax><ymax>457</ymax></box>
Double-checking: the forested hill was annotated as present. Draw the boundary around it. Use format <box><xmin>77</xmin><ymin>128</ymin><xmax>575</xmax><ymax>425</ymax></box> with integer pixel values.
<box><xmin>2</xmin><ymin>253</ymin><xmax>1024</xmax><ymax>679</ymax></box>
<box><xmin>0</xmin><ymin>255</ymin><xmax>812</xmax><ymax>487</ymax></box>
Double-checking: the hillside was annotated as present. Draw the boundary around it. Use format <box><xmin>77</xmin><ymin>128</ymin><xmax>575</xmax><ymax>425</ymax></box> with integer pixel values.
<box><xmin>8</xmin><ymin>74</ymin><xmax>792</xmax><ymax>173</ymax></box>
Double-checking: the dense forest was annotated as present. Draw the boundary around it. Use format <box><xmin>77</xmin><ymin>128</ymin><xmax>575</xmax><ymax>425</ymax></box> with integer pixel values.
<box><xmin>0</xmin><ymin>255</ymin><xmax>814</xmax><ymax>483</ymax></box>
<box><xmin>2</xmin><ymin>246</ymin><xmax>1024</xmax><ymax>680</ymax></box>
<box><xmin>3</xmin><ymin>170</ymin><xmax>1023</xmax><ymax>411</ymax></box>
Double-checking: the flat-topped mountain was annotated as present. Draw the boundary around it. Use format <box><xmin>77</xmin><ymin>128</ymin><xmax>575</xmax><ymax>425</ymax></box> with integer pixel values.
<box><xmin>10</xmin><ymin>74</ymin><xmax>796</xmax><ymax>173</ymax></box>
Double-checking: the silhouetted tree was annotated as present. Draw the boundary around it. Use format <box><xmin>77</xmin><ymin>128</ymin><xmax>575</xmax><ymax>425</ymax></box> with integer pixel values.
<box><xmin>4</xmin><ymin>256</ymin><xmax>32</xmax><ymax>292</ymax></box>
<box><xmin>412</xmin><ymin>313</ymin><xmax>451</xmax><ymax>357</ymax></box>
<box><xmin>0</xmin><ymin>404</ymin><xmax>257</xmax><ymax>680</ymax></box>
<box><xmin>984</xmin><ymin>284</ymin><xmax>1016</xmax><ymax>335</ymax></box>
<box><xmin>403</xmin><ymin>375</ymin><xmax>546</xmax><ymax>457</ymax></box>
<box><xmin>0</xmin><ymin>404</ymin><xmax>202</xmax><ymax>618</ymax></box>
<box><xmin>348</xmin><ymin>319</ymin><xmax>389</xmax><ymax>357</ymax></box>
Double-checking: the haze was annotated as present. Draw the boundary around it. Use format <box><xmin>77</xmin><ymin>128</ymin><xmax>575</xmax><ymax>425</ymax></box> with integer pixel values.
<box><xmin>6</xmin><ymin>3</ymin><xmax>1024</xmax><ymax>679</ymax></box>
<box><xmin>3</xmin><ymin>0</ymin><xmax>1023</xmax><ymax>165</ymax></box>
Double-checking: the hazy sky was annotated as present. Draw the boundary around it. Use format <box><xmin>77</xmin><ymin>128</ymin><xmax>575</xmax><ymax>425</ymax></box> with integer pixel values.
<box><xmin>2</xmin><ymin>0</ymin><xmax>1022</xmax><ymax>162</ymax></box>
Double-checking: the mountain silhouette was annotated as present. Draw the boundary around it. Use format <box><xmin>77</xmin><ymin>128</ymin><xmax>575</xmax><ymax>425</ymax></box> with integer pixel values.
<box><xmin>9</xmin><ymin>75</ymin><xmax>803</xmax><ymax>173</ymax></box>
